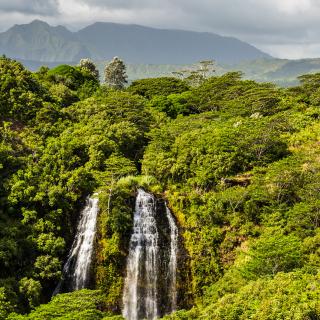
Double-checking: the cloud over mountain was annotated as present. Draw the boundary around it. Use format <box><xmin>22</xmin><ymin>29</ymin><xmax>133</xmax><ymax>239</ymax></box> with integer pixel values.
<box><xmin>0</xmin><ymin>0</ymin><xmax>320</xmax><ymax>58</ymax></box>
<box><xmin>0</xmin><ymin>0</ymin><xmax>59</xmax><ymax>15</ymax></box>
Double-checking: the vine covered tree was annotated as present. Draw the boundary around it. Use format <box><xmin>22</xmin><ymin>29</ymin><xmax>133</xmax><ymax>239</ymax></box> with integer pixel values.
<box><xmin>104</xmin><ymin>56</ymin><xmax>128</xmax><ymax>89</ymax></box>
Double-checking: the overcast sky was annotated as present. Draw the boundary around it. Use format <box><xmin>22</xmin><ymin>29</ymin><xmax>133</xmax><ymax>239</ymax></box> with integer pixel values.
<box><xmin>0</xmin><ymin>0</ymin><xmax>319</xmax><ymax>59</ymax></box>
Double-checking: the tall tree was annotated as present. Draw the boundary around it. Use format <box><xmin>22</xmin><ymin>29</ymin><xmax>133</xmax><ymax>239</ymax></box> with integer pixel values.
<box><xmin>104</xmin><ymin>56</ymin><xmax>128</xmax><ymax>89</ymax></box>
<box><xmin>172</xmin><ymin>59</ymin><xmax>215</xmax><ymax>86</ymax></box>
<box><xmin>78</xmin><ymin>58</ymin><xmax>99</xmax><ymax>80</ymax></box>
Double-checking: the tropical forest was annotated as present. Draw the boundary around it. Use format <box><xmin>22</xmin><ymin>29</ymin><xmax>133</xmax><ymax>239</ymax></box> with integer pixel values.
<box><xmin>0</xmin><ymin>54</ymin><xmax>319</xmax><ymax>320</ymax></box>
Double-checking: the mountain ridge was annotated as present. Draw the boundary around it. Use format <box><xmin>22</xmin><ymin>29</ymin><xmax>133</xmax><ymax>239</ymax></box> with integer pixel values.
<box><xmin>0</xmin><ymin>19</ymin><xmax>271</xmax><ymax>64</ymax></box>
<box><xmin>0</xmin><ymin>20</ymin><xmax>91</xmax><ymax>62</ymax></box>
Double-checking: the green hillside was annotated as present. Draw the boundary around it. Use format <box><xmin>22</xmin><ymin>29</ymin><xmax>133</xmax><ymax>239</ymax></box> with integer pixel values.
<box><xmin>0</xmin><ymin>57</ymin><xmax>319</xmax><ymax>319</ymax></box>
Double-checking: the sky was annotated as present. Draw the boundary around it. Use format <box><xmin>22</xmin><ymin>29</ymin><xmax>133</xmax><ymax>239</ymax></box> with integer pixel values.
<box><xmin>0</xmin><ymin>0</ymin><xmax>319</xmax><ymax>59</ymax></box>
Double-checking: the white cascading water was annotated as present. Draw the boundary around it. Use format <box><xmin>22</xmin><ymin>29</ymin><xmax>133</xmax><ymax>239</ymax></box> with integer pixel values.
<box><xmin>122</xmin><ymin>189</ymin><xmax>179</xmax><ymax>320</ymax></box>
<box><xmin>122</xmin><ymin>189</ymin><xmax>159</xmax><ymax>320</ymax></box>
<box><xmin>54</xmin><ymin>195</ymin><xmax>99</xmax><ymax>294</ymax></box>
<box><xmin>166</xmin><ymin>205</ymin><xmax>179</xmax><ymax>311</ymax></box>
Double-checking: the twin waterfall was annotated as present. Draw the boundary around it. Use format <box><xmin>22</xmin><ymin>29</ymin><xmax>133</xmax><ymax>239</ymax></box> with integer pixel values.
<box><xmin>55</xmin><ymin>189</ymin><xmax>179</xmax><ymax>320</ymax></box>
<box><xmin>122</xmin><ymin>189</ymin><xmax>179</xmax><ymax>320</ymax></box>
<box><xmin>54</xmin><ymin>196</ymin><xmax>99</xmax><ymax>293</ymax></box>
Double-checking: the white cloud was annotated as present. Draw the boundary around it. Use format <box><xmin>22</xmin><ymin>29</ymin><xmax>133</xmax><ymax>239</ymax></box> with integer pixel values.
<box><xmin>262</xmin><ymin>43</ymin><xmax>320</xmax><ymax>60</ymax></box>
<box><xmin>275</xmin><ymin>0</ymin><xmax>312</xmax><ymax>14</ymax></box>
<box><xmin>0</xmin><ymin>0</ymin><xmax>59</xmax><ymax>15</ymax></box>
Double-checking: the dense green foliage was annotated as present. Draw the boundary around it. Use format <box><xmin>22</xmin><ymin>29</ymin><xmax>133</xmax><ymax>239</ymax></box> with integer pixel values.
<box><xmin>8</xmin><ymin>290</ymin><xmax>109</xmax><ymax>319</ymax></box>
<box><xmin>0</xmin><ymin>56</ymin><xmax>151</xmax><ymax>317</ymax></box>
<box><xmin>0</xmin><ymin>55</ymin><xmax>319</xmax><ymax>319</ymax></box>
<box><xmin>0</xmin><ymin>57</ymin><xmax>46</xmax><ymax>121</ymax></box>
<box><xmin>127</xmin><ymin>77</ymin><xmax>189</xmax><ymax>99</ymax></box>
<box><xmin>140</xmin><ymin>72</ymin><xmax>320</xmax><ymax>319</ymax></box>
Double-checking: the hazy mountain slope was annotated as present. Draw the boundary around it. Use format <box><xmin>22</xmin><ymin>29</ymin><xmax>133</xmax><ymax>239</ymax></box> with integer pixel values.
<box><xmin>14</xmin><ymin>56</ymin><xmax>320</xmax><ymax>87</ymax></box>
<box><xmin>76</xmin><ymin>22</ymin><xmax>271</xmax><ymax>64</ymax></box>
<box><xmin>223</xmin><ymin>58</ymin><xmax>320</xmax><ymax>86</ymax></box>
<box><xmin>0</xmin><ymin>20</ymin><xmax>91</xmax><ymax>62</ymax></box>
<box><xmin>0</xmin><ymin>20</ymin><xmax>270</xmax><ymax>64</ymax></box>
<box><xmin>265</xmin><ymin>58</ymin><xmax>320</xmax><ymax>78</ymax></box>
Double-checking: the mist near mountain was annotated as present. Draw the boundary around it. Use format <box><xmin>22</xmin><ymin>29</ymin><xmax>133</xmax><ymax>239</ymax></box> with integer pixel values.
<box><xmin>0</xmin><ymin>20</ymin><xmax>271</xmax><ymax>64</ymax></box>
<box><xmin>16</xmin><ymin>57</ymin><xmax>320</xmax><ymax>87</ymax></box>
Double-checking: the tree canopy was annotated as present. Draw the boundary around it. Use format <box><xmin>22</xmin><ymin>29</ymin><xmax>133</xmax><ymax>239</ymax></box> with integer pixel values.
<box><xmin>0</xmin><ymin>56</ymin><xmax>319</xmax><ymax>319</ymax></box>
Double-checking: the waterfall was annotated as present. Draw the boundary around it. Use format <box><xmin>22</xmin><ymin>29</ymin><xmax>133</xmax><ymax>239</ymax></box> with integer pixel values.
<box><xmin>54</xmin><ymin>195</ymin><xmax>99</xmax><ymax>294</ymax></box>
<box><xmin>122</xmin><ymin>189</ymin><xmax>179</xmax><ymax>320</ymax></box>
<box><xmin>122</xmin><ymin>189</ymin><xmax>159</xmax><ymax>320</ymax></box>
<box><xmin>166</xmin><ymin>206</ymin><xmax>179</xmax><ymax>311</ymax></box>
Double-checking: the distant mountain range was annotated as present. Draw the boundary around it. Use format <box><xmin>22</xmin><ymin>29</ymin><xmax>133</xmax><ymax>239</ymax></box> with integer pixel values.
<box><xmin>3</xmin><ymin>20</ymin><xmax>320</xmax><ymax>87</ymax></box>
<box><xmin>0</xmin><ymin>19</ymin><xmax>271</xmax><ymax>64</ymax></box>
